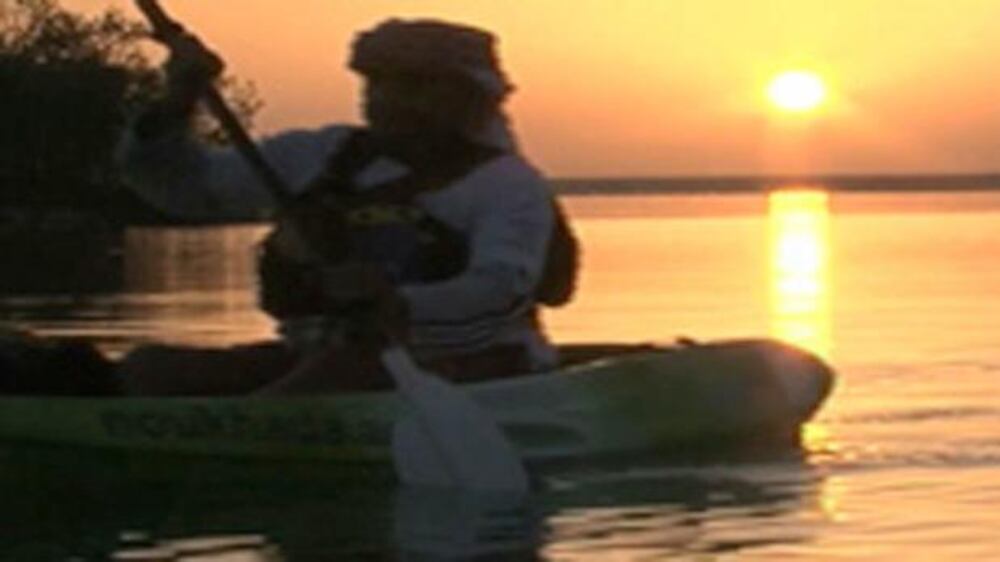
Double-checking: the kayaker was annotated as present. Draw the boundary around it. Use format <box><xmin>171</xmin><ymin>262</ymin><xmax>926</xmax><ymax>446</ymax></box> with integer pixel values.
<box><xmin>116</xmin><ymin>18</ymin><xmax>578</xmax><ymax>395</ymax></box>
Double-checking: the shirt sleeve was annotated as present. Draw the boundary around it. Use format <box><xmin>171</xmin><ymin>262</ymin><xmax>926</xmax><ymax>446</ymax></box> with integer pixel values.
<box><xmin>116</xmin><ymin>123</ymin><xmax>353</xmax><ymax>221</ymax></box>
<box><xmin>399</xmin><ymin>156</ymin><xmax>554</xmax><ymax>323</ymax></box>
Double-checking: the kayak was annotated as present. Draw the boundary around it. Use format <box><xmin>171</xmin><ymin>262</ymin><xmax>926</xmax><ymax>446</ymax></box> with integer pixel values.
<box><xmin>0</xmin><ymin>338</ymin><xmax>833</xmax><ymax>464</ymax></box>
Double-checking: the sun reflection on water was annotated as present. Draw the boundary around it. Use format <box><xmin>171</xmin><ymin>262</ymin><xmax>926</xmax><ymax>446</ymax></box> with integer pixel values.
<box><xmin>769</xmin><ymin>189</ymin><xmax>838</xmax><ymax>468</ymax></box>
<box><xmin>768</xmin><ymin>189</ymin><xmax>832</xmax><ymax>360</ymax></box>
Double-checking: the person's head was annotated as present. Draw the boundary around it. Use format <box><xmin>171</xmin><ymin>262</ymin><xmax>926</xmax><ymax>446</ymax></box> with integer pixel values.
<box><xmin>349</xmin><ymin>19</ymin><xmax>514</xmax><ymax>142</ymax></box>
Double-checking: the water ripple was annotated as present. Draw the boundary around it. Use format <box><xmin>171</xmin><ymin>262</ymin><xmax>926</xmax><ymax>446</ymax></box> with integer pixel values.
<box><xmin>834</xmin><ymin>406</ymin><xmax>1000</xmax><ymax>425</ymax></box>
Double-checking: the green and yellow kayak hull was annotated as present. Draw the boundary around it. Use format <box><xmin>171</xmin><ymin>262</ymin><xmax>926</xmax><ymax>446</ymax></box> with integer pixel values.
<box><xmin>0</xmin><ymin>339</ymin><xmax>834</xmax><ymax>464</ymax></box>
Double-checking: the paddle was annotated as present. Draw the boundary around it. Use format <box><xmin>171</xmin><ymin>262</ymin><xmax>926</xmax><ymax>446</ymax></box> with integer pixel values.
<box><xmin>134</xmin><ymin>0</ymin><xmax>292</xmax><ymax>208</ymax></box>
<box><xmin>383</xmin><ymin>346</ymin><xmax>528</xmax><ymax>491</ymax></box>
<box><xmin>132</xmin><ymin>0</ymin><xmax>529</xmax><ymax>493</ymax></box>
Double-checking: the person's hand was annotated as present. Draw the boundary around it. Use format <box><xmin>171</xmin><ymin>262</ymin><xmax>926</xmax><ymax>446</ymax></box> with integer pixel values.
<box><xmin>133</xmin><ymin>31</ymin><xmax>225</xmax><ymax>139</ymax></box>
<box><xmin>162</xmin><ymin>32</ymin><xmax>225</xmax><ymax>113</ymax></box>
<box><xmin>322</xmin><ymin>262</ymin><xmax>410</xmax><ymax>343</ymax></box>
<box><xmin>267</xmin><ymin>199</ymin><xmax>350</xmax><ymax>264</ymax></box>
<box><xmin>265</xmin><ymin>220</ymin><xmax>320</xmax><ymax>264</ymax></box>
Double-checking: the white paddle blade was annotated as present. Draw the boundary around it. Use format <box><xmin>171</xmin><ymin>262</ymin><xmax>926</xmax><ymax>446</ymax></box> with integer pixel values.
<box><xmin>381</xmin><ymin>346</ymin><xmax>529</xmax><ymax>493</ymax></box>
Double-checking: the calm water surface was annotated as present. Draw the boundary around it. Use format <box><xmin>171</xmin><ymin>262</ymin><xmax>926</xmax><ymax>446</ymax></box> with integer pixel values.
<box><xmin>1</xmin><ymin>190</ymin><xmax>999</xmax><ymax>560</ymax></box>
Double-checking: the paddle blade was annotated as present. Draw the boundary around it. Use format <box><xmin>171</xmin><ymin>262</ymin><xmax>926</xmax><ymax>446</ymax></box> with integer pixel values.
<box><xmin>381</xmin><ymin>347</ymin><xmax>529</xmax><ymax>493</ymax></box>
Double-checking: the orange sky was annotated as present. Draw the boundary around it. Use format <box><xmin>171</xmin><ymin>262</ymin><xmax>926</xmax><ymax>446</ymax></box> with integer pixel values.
<box><xmin>66</xmin><ymin>0</ymin><xmax>1000</xmax><ymax>177</ymax></box>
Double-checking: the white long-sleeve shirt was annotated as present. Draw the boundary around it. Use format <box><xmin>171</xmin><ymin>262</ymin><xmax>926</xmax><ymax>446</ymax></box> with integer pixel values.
<box><xmin>118</xmin><ymin>124</ymin><xmax>557</xmax><ymax>368</ymax></box>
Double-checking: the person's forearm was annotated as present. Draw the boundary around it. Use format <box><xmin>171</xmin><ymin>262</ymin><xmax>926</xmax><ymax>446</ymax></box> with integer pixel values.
<box><xmin>400</xmin><ymin>264</ymin><xmax>533</xmax><ymax>324</ymax></box>
<box><xmin>118</xmin><ymin>124</ymin><xmax>353</xmax><ymax>221</ymax></box>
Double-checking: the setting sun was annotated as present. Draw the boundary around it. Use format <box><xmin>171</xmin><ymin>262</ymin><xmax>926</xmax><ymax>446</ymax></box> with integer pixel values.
<box><xmin>767</xmin><ymin>71</ymin><xmax>827</xmax><ymax>113</ymax></box>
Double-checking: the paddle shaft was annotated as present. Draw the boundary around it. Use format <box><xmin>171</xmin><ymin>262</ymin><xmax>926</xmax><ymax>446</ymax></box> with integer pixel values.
<box><xmin>134</xmin><ymin>0</ymin><xmax>293</xmax><ymax>209</ymax></box>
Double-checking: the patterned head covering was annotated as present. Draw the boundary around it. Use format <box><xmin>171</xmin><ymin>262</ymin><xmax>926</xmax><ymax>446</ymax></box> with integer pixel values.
<box><xmin>350</xmin><ymin>19</ymin><xmax>514</xmax><ymax>99</ymax></box>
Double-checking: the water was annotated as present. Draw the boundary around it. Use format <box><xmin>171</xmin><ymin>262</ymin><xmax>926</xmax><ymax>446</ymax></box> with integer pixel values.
<box><xmin>1</xmin><ymin>189</ymin><xmax>999</xmax><ymax>560</ymax></box>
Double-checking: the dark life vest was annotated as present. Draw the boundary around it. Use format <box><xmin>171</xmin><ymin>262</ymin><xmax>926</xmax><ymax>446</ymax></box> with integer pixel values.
<box><xmin>538</xmin><ymin>199</ymin><xmax>579</xmax><ymax>307</ymax></box>
<box><xmin>257</xmin><ymin>129</ymin><xmax>579</xmax><ymax>318</ymax></box>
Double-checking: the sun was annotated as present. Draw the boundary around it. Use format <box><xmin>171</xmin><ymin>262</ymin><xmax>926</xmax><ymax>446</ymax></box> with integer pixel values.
<box><xmin>767</xmin><ymin>71</ymin><xmax>827</xmax><ymax>113</ymax></box>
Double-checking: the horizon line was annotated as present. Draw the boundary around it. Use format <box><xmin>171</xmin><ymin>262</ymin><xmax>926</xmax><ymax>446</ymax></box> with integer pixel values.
<box><xmin>550</xmin><ymin>172</ymin><xmax>1000</xmax><ymax>194</ymax></box>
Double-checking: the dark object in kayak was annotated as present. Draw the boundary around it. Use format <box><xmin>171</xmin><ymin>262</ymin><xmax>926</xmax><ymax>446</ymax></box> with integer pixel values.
<box><xmin>0</xmin><ymin>333</ymin><xmax>120</xmax><ymax>396</ymax></box>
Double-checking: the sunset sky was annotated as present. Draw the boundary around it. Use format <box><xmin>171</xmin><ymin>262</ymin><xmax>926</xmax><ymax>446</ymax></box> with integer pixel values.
<box><xmin>65</xmin><ymin>0</ymin><xmax>1000</xmax><ymax>177</ymax></box>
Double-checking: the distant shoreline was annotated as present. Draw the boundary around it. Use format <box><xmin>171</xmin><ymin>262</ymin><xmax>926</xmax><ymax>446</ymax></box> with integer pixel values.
<box><xmin>551</xmin><ymin>173</ymin><xmax>1000</xmax><ymax>194</ymax></box>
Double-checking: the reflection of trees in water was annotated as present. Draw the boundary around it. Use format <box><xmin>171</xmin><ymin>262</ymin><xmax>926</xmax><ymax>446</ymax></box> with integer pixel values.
<box><xmin>118</xmin><ymin>225</ymin><xmax>274</xmax><ymax>349</ymax></box>
<box><xmin>0</xmin><ymin>208</ymin><xmax>122</xmax><ymax>294</ymax></box>
<box><xmin>0</xmin><ymin>447</ymin><xmax>394</xmax><ymax>560</ymax></box>
<box><xmin>123</xmin><ymin>225</ymin><xmax>267</xmax><ymax>293</ymax></box>
<box><xmin>0</xmin><ymin>225</ymin><xmax>275</xmax><ymax>353</ymax></box>
<box><xmin>0</xmin><ymin>445</ymin><xmax>823</xmax><ymax>561</ymax></box>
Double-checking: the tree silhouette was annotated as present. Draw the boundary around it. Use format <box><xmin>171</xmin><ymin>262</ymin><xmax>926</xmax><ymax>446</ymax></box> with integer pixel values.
<box><xmin>0</xmin><ymin>0</ymin><xmax>261</xmax><ymax>211</ymax></box>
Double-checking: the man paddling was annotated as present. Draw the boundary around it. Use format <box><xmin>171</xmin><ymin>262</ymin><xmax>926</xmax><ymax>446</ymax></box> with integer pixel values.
<box><xmin>117</xmin><ymin>19</ymin><xmax>577</xmax><ymax>395</ymax></box>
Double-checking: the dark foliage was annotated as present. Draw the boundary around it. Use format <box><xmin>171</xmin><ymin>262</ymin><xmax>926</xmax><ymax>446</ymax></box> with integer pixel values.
<box><xmin>0</xmin><ymin>0</ymin><xmax>261</xmax><ymax>211</ymax></box>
